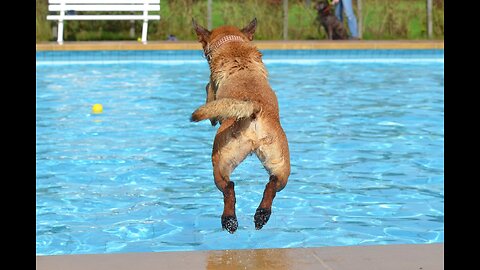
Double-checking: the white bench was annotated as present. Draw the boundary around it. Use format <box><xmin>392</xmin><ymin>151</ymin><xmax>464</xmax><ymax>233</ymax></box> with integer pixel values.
<box><xmin>47</xmin><ymin>0</ymin><xmax>161</xmax><ymax>44</ymax></box>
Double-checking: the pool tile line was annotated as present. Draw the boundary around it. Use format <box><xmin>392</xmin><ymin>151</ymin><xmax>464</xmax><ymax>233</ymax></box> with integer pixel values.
<box><xmin>36</xmin><ymin>49</ymin><xmax>444</xmax><ymax>65</ymax></box>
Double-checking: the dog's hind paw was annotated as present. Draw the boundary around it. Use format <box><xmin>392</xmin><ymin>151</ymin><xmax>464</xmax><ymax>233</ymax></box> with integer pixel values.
<box><xmin>254</xmin><ymin>208</ymin><xmax>271</xmax><ymax>230</ymax></box>
<box><xmin>221</xmin><ymin>215</ymin><xmax>238</xmax><ymax>234</ymax></box>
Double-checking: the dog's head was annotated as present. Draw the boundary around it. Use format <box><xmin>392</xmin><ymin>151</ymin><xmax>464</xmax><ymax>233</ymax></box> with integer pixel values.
<box><xmin>192</xmin><ymin>18</ymin><xmax>257</xmax><ymax>57</ymax></box>
<box><xmin>315</xmin><ymin>0</ymin><xmax>330</xmax><ymax>12</ymax></box>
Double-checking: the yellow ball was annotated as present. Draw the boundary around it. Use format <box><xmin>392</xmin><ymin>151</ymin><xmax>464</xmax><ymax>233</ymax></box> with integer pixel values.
<box><xmin>92</xmin><ymin>104</ymin><xmax>103</xmax><ymax>114</ymax></box>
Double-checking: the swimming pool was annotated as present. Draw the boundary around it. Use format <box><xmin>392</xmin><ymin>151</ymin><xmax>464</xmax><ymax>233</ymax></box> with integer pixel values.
<box><xmin>36</xmin><ymin>49</ymin><xmax>444</xmax><ymax>255</ymax></box>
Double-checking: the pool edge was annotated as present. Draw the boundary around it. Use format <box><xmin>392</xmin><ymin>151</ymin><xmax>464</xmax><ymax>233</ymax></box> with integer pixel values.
<box><xmin>36</xmin><ymin>40</ymin><xmax>444</xmax><ymax>51</ymax></box>
<box><xmin>36</xmin><ymin>243</ymin><xmax>444</xmax><ymax>270</ymax></box>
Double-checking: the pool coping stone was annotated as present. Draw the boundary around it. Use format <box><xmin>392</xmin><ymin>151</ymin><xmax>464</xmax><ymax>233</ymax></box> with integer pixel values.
<box><xmin>36</xmin><ymin>40</ymin><xmax>444</xmax><ymax>51</ymax></box>
<box><xmin>36</xmin><ymin>243</ymin><xmax>444</xmax><ymax>270</ymax></box>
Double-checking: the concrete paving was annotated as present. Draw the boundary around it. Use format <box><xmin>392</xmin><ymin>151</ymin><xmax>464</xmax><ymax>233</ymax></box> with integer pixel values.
<box><xmin>36</xmin><ymin>243</ymin><xmax>443</xmax><ymax>270</ymax></box>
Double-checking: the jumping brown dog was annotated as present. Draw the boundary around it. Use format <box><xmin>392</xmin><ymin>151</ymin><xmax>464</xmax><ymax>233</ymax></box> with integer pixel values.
<box><xmin>191</xmin><ymin>18</ymin><xmax>290</xmax><ymax>233</ymax></box>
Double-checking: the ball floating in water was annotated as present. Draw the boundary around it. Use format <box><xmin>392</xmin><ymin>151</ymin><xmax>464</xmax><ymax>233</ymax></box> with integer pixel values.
<box><xmin>92</xmin><ymin>104</ymin><xmax>103</xmax><ymax>114</ymax></box>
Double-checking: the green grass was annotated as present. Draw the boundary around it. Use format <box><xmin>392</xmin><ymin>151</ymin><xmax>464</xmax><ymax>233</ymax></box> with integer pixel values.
<box><xmin>288</xmin><ymin>3</ymin><xmax>322</xmax><ymax>40</ymax></box>
<box><xmin>362</xmin><ymin>0</ymin><xmax>428</xmax><ymax>40</ymax></box>
<box><xmin>36</xmin><ymin>0</ymin><xmax>52</xmax><ymax>42</ymax></box>
<box><xmin>35</xmin><ymin>0</ymin><xmax>444</xmax><ymax>42</ymax></box>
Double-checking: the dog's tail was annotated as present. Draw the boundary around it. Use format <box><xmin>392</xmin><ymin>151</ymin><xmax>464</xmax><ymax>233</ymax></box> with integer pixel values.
<box><xmin>190</xmin><ymin>98</ymin><xmax>260</xmax><ymax>122</ymax></box>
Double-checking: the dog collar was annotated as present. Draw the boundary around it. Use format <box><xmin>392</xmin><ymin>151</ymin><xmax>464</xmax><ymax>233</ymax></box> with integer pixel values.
<box><xmin>322</xmin><ymin>3</ymin><xmax>332</xmax><ymax>13</ymax></box>
<box><xmin>320</xmin><ymin>0</ymin><xmax>333</xmax><ymax>12</ymax></box>
<box><xmin>204</xmin><ymin>35</ymin><xmax>245</xmax><ymax>62</ymax></box>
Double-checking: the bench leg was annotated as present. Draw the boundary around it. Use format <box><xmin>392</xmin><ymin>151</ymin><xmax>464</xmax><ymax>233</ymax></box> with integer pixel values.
<box><xmin>57</xmin><ymin>20</ymin><xmax>64</xmax><ymax>45</ymax></box>
<box><xmin>141</xmin><ymin>20</ymin><xmax>148</xmax><ymax>44</ymax></box>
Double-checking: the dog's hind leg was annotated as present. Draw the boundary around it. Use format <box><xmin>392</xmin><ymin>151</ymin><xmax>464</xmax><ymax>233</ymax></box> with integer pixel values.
<box><xmin>254</xmin><ymin>124</ymin><xmax>290</xmax><ymax>230</ymax></box>
<box><xmin>212</xmin><ymin>119</ymin><xmax>254</xmax><ymax>233</ymax></box>
<box><xmin>254</xmin><ymin>175</ymin><xmax>279</xmax><ymax>230</ymax></box>
<box><xmin>218</xmin><ymin>178</ymin><xmax>237</xmax><ymax>233</ymax></box>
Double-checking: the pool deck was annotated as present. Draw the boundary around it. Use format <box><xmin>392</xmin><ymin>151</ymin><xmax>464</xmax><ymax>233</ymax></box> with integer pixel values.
<box><xmin>36</xmin><ymin>243</ymin><xmax>443</xmax><ymax>270</ymax></box>
<box><xmin>36</xmin><ymin>40</ymin><xmax>444</xmax><ymax>51</ymax></box>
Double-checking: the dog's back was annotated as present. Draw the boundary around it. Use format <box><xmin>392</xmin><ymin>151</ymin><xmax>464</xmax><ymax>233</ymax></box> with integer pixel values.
<box><xmin>191</xmin><ymin>25</ymin><xmax>290</xmax><ymax>182</ymax></box>
<box><xmin>191</xmin><ymin>26</ymin><xmax>281</xmax><ymax>122</ymax></box>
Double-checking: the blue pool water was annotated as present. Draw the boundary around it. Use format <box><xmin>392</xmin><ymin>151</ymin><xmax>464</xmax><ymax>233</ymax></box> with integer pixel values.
<box><xmin>36</xmin><ymin>50</ymin><xmax>444</xmax><ymax>255</ymax></box>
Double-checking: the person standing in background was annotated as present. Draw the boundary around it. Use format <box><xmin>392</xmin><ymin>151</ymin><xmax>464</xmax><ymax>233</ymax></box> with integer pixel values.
<box><xmin>332</xmin><ymin>0</ymin><xmax>360</xmax><ymax>39</ymax></box>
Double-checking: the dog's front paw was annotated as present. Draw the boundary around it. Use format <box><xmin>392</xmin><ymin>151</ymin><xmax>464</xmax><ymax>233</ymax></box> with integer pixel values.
<box><xmin>222</xmin><ymin>215</ymin><xmax>238</xmax><ymax>234</ymax></box>
<box><xmin>254</xmin><ymin>208</ymin><xmax>271</xmax><ymax>230</ymax></box>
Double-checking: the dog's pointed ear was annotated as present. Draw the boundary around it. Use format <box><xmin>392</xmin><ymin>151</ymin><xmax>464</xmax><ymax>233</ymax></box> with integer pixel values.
<box><xmin>241</xmin><ymin>18</ymin><xmax>257</xmax><ymax>41</ymax></box>
<box><xmin>192</xmin><ymin>18</ymin><xmax>211</xmax><ymax>47</ymax></box>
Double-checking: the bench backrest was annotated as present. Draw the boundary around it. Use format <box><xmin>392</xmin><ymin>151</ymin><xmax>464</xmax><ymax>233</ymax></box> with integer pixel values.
<box><xmin>48</xmin><ymin>0</ymin><xmax>160</xmax><ymax>14</ymax></box>
<box><xmin>47</xmin><ymin>0</ymin><xmax>161</xmax><ymax>44</ymax></box>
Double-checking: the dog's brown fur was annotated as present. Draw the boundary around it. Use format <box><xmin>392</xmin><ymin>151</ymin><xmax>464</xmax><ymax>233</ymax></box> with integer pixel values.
<box><xmin>191</xmin><ymin>18</ymin><xmax>290</xmax><ymax>233</ymax></box>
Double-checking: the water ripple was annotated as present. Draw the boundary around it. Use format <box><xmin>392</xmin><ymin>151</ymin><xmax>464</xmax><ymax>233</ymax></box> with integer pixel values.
<box><xmin>37</xmin><ymin>59</ymin><xmax>443</xmax><ymax>255</ymax></box>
